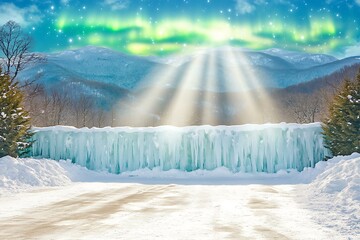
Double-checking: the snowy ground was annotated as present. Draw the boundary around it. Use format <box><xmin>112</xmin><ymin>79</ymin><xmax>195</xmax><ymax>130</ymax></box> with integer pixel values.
<box><xmin>0</xmin><ymin>154</ymin><xmax>359</xmax><ymax>239</ymax></box>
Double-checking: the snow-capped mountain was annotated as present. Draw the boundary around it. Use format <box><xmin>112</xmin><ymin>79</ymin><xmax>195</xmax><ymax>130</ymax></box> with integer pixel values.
<box><xmin>20</xmin><ymin>46</ymin><xmax>166</xmax><ymax>90</ymax></box>
<box><xmin>156</xmin><ymin>47</ymin><xmax>338</xmax><ymax>69</ymax></box>
<box><xmin>263</xmin><ymin>48</ymin><xmax>338</xmax><ymax>69</ymax></box>
<box><xmin>19</xmin><ymin>46</ymin><xmax>360</xmax><ymax>94</ymax></box>
<box><xmin>147</xmin><ymin>47</ymin><xmax>359</xmax><ymax>91</ymax></box>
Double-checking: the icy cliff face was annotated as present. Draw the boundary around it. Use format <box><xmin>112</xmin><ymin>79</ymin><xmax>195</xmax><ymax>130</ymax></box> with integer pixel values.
<box><xmin>31</xmin><ymin>123</ymin><xmax>329</xmax><ymax>174</ymax></box>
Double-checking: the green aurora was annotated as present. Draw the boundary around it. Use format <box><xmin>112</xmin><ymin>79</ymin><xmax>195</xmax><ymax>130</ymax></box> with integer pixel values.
<box><xmin>1</xmin><ymin>0</ymin><xmax>360</xmax><ymax>56</ymax></box>
<box><xmin>55</xmin><ymin>15</ymin><xmax>350</xmax><ymax>56</ymax></box>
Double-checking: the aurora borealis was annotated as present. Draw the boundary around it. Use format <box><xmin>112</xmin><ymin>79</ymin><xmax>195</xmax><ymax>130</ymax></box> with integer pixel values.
<box><xmin>1</xmin><ymin>0</ymin><xmax>360</xmax><ymax>56</ymax></box>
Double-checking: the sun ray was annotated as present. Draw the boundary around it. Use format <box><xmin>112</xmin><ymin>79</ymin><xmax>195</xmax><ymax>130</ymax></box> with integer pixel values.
<box><xmin>115</xmin><ymin>63</ymin><xmax>182</xmax><ymax>126</ymax></box>
<box><xmin>221</xmin><ymin>47</ymin><xmax>257</xmax><ymax>123</ymax></box>
<box><xmin>161</xmin><ymin>53</ymin><xmax>206</xmax><ymax>126</ymax></box>
<box><xmin>221</xmin><ymin>46</ymin><xmax>277</xmax><ymax>123</ymax></box>
<box><xmin>113</xmin><ymin>45</ymin><xmax>279</xmax><ymax>126</ymax></box>
<box><xmin>198</xmin><ymin>49</ymin><xmax>219</xmax><ymax>125</ymax></box>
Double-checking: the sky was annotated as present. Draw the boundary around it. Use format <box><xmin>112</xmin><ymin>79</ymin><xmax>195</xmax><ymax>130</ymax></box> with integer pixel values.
<box><xmin>0</xmin><ymin>0</ymin><xmax>360</xmax><ymax>57</ymax></box>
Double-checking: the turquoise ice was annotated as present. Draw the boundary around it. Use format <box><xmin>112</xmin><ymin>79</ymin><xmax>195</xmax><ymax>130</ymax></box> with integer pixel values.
<box><xmin>31</xmin><ymin>123</ymin><xmax>329</xmax><ymax>174</ymax></box>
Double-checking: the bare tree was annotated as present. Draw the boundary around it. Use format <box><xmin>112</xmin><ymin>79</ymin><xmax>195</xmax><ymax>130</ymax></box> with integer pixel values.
<box><xmin>111</xmin><ymin>105</ymin><xmax>116</xmax><ymax>127</ymax></box>
<box><xmin>51</xmin><ymin>91</ymin><xmax>69</xmax><ymax>125</ymax></box>
<box><xmin>23</xmin><ymin>83</ymin><xmax>45</xmax><ymax>125</ymax></box>
<box><xmin>91</xmin><ymin>107</ymin><xmax>106</xmax><ymax>128</ymax></box>
<box><xmin>39</xmin><ymin>91</ymin><xmax>53</xmax><ymax>126</ymax></box>
<box><xmin>23</xmin><ymin>83</ymin><xmax>42</xmax><ymax>108</ymax></box>
<box><xmin>0</xmin><ymin>21</ymin><xmax>44</xmax><ymax>84</ymax></box>
<box><xmin>73</xmin><ymin>95</ymin><xmax>94</xmax><ymax>127</ymax></box>
<box><xmin>284</xmin><ymin>92</ymin><xmax>323</xmax><ymax>123</ymax></box>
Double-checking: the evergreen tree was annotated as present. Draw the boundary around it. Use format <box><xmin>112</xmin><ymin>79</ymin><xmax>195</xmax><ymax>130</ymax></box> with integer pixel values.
<box><xmin>0</xmin><ymin>68</ymin><xmax>33</xmax><ymax>158</ymax></box>
<box><xmin>322</xmin><ymin>70</ymin><xmax>360</xmax><ymax>156</ymax></box>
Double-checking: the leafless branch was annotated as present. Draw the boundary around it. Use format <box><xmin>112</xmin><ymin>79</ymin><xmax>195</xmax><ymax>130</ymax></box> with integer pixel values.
<box><xmin>0</xmin><ymin>21</ymin><xmax>45</xmax><ymax>84</ymax></box>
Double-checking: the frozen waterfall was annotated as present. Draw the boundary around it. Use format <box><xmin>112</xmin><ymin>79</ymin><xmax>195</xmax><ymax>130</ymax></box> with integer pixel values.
<box><xmin>31</xmin><ymin>123</ymin><xmax>330</xmax><ymax>174</ymax></box>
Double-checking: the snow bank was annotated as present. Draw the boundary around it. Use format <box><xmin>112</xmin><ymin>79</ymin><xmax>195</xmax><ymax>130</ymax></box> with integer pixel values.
<box><xmin>1</xmin><ymin>153</ymin><xmax>358</xmax><ymax>198</ymax></box>
<box><xmin>57</xmin><ymin>159</ymin><xmax>303</xmax><ymax>185</ymax></box>
<box><xmin>302</xmin><ymin>153</ymin><xmax>360</xmax><ymax>238</ymax></box>
<box><xmin>0</xmin><ymin>156</ymin><xmax>299</xmax><ymax>196</ymax></box>
<box><xmin>309</xmin><ymin>153</ymin><xmax>360</xmax><ymax>201</ymax></box>
<box><xmin>0</xmin><ymin>156</ymin><xmax>71</xmax><ymax>195</ymax></box>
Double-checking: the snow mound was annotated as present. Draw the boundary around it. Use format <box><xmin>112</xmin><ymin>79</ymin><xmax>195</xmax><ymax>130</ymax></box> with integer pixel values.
<box><xmin>304</xmin><ymin>153</ymin><xmax>360</xmax><ymax>238</ymax></box>
<box><xmin>308</xmin><ymin>153</ymin><xmax>360</xmax><ymax>201</ymax></box>
<box><xmin>0</xmin><ymin>156</ymin><xmax>71</xmax><ymax>195</ymax></box>
<box><xmin>311</xmin><ymin>154</ymin><xmax>360</xmax><ymax>201</ymax></box>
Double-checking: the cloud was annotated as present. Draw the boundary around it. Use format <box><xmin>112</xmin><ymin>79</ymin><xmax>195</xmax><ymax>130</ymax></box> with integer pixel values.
<box><xmin>61</xmin><ymin>0</ymin><xmax>70</xmax><ymax>5</ymax></box>
<box><xmin>235</xmin><ymin>0</ymin><xmax>255</xmax><ymax>14</ymax></box>
<box><xmin>327</xmin><ymin>0</ymin><xmax>360</xmax><ymax>7</ymax></box>
<box><xmin>235</xmin><ymin>0</ymin><xmax>297</xmax><ymax>14</ymax></box>
<box><xmin>103</xmin><ymin>0</ymin><xmax>129</xmax><ymax>10</ymax></box>
<box><xmin>344</xmin><ymin>44</ymin><xmax>360</xmax><ymax>57</ymax></box>
<box><xmin>235</xmin><ymin>0</ymin><xmax>267</xmax><ymax>14</ymax></box>
<box><xmin>0</xmin><ymin>3</ymin><xmax>42</xmax><ymax>28</ymax></box>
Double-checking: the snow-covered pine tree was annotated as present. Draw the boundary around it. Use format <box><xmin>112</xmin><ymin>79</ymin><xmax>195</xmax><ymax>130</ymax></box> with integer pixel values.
<box><xmin>0</xmin><ymin>68</ymin><xmax>33</xmax><ymax>158</ymax></box>
<box><xmin>322</xmin><ymin>70</ymin><xmax>360</xmax><ymax>156</ymax></box>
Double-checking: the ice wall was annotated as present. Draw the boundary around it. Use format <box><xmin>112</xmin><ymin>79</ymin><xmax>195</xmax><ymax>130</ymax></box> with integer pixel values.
<box><xmin>31</xmin><ymin>123</ymin><xmax>330</xmax><ymax>174</ymax></box>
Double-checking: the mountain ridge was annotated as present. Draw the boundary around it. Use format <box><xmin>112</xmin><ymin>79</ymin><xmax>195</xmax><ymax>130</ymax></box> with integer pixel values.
<box><xmin>19</xmin><ymin>46</ymin><xmax>360</xmax><ymax>94</ymax></box>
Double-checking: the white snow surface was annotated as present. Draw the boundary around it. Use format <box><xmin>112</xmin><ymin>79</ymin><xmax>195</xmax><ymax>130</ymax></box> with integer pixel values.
<box><xmin>0</xmin><ymin>156</ymin><xmax>71</xmax><ymax>194</ymax></box>
<box><xmin>1</xmin><ymin>153</ymin><xmax>359</xmax><ymax>192</ymax></box>
<box><xmin>301</xmin><ymin>153</ymin><xmax>360</xmax><ymax>238</ymax></box>
<box><xmin>0</xmin><ymin>154</ymin><xmax>359</xmax><ymax>239</ymax></box>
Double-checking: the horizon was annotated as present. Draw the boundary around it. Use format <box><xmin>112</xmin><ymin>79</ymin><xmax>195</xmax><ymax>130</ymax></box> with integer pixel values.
<box><xmin>30</xmin><ymin>45</ymin><xmax>360</xmax><ymax>60</ymax></box>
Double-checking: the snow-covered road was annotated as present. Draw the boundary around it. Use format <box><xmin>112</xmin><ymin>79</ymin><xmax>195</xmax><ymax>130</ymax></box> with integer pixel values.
<box><xmin>0</xmin><ymin>183</ymin><xmax>342</xmax><ymax>240</ymax></box>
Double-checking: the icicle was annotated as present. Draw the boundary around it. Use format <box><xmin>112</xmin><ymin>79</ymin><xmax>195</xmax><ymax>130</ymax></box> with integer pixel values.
<box><xmin>31</xmin><ymin>123</ymin><xmax>330</xmax><ymax>174</ymax></box>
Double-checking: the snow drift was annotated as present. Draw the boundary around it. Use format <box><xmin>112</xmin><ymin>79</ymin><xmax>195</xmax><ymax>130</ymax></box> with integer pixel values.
<box><xmin>31</xmin><ymin>123</ymin><xmax>329</xmax><ymax>174</ymax></box>
<box><xmin>303</xmin><ymin>153</ymin><xmax>360</xmax><ymax>238</ymax></box>
<box><xmin>309</xmin><ymin>153</ymin><xmax>360</xmax><ymax>203</ymax></box>
<box><xmin>0</xmin><ymin>156</ymin><xmax>71</xmax><ymax>195</ymax></box>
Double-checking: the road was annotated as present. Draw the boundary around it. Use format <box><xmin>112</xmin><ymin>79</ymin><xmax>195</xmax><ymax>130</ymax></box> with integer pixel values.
<box><xmin>0</xmin><ymin>183</ymin><xmax>341</xmax><ymax>240</ymax></box>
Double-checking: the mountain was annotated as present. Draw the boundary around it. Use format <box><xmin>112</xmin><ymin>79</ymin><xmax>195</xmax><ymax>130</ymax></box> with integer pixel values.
<box><xmin>151</xmin><ymin>47</ymin><xmax>359</xmax><ymax>91</ymax></box>
<box><xmin>19</xmin><ymin>46</ymin><xmax>360</xmax><ymax>94</ymax></box>
<box><xmin>20</xmin><ymin>46</ymin><xmax>166</xmax><ymax>90</ymax></box>
<box><xmin>20</xmin><ymin>47</ymin><xmax>360</xmax><ymax>126</ymax></box>
<box><xmin>263</xmin><ymin>48</ymin><xmax>338</xmax><ymax>69</ymax></box>
<box><xmin>158</xmin><ymin>47</ymin><xmax>338</xmax><ymax>69</ymax></box>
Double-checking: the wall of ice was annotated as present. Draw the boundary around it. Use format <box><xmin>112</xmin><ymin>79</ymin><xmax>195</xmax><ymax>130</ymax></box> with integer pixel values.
<box><xmin>31</xmin><ymin>123</ymin><xmax>330</xmax><ymax>174</ymax></box>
